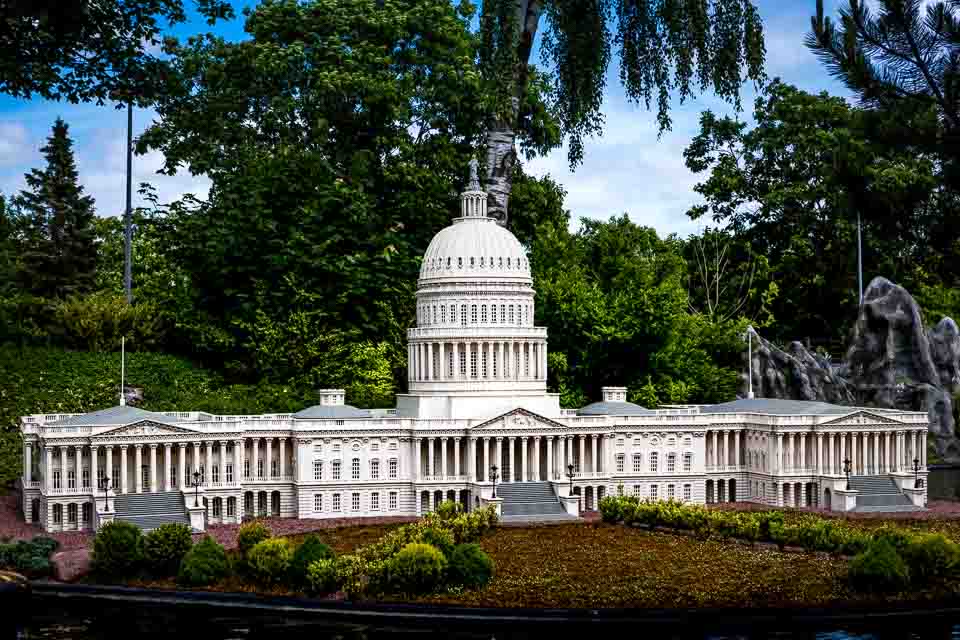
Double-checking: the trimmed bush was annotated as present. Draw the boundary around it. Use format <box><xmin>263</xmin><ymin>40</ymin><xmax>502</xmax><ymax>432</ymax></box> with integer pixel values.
<box><xmin>247</xmin><ymin>538</ymin><xmax>294</xmax><ymax>585</ymax></box>
<box><xmin>420</xmin><ymin>526</ymin><xmax>455</xmax><ymax>558</ymax></box>
<box><xmin>30</xmin><ymin>536</ymin><xmax>60</xmax><ymax>557</ymax></box>
<box><xmin>92</xmin><ymin>520</ymin><xmax>144</xmax><ymax>579</ymax></box>
<box><xmin>849</xmin><ymin>539</ymin><xmax>910</xmax><ymax>593</ymax></box>
<box><xmin>901</xmin><ymin>533</ymin><xmax>960</xmax><ymax>585</ymax></box>
<box><xmin>387</xmin><ymin>543</ymin><xmax>447</xmax><ymax>595</ymax></box>
<box><xmin>177</xmin><ymin>536</ymin><xmax>230</xmax><ymax>587</ymax></box>
<box><xmin>434</xmin><ymin>500</ymin><xmax>463</xmax><ymax>521</ymax></box>
<box><xmin>143</xmin><ymin>523</ymin><xmax>193</xmax><ymax>576</ymax></box>
<box><xmin>237</xmin><ymin>520</ymin><xmax>272</xmax><ymax>558</ymax></box>
<box><xmin>289</xmin><ymin>535</ymin><xmax>335</xmax><ymax>589</ymax></box>
<box><xmin>447</xmin><ymin>543</ymin><xmax>493</xmax><ymax>589</ymax></box>
<box><xmin>0</xmin><ymin>540</ymin><xmax>53</xmax><ymax>577</ymax></box>
<box><xmin>598</xmin><ymin>495</ymin><xmax>622</xmax><ymax>523</ymax></box>
<box><xmin>306</xmin><ymin>557</ymin><xmax>338</xmax><ymax>594</ymax></box>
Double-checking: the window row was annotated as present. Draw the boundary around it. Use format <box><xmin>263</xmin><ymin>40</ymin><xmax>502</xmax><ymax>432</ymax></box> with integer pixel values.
<box><xmin>424</xmin><ymin>255</ymin><xmax>527</xmax><ymax>272</ymax></box>
<box><xmin>312</xmin><ymin>458</ymin><xmax>399</xmax><ymax>481</ymax></box>
<box><xmin>417</xmin><ymin>302</ymin><xmax>533</xmax><ymax>326</ymax></box>
<box><xmin>615</xmin><ymin>452</ymin><xmax>693</xmax><ymax>473</ymax></box>
<box><xmin>313</xmin><ymin>491</ymin><xmax>399</xmax><ymax>513</ymax></box>
<box><xmin>50</xmin><ymin>502</ymin><xmax>93</xmax><ymax>525</ymax></box>
<box><xmin>622</xmin><ymin>483</ymin><xmax>693</xmax><ymax>502</ymax></box>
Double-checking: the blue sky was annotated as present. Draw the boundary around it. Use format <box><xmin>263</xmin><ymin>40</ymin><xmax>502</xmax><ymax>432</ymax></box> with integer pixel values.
<box><xmin>0</xmin><ymin>0</ymin><xmax>854</xmax><ymax>237</ymax></box>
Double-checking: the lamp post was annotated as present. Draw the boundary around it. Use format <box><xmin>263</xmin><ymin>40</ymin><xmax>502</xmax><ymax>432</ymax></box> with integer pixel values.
<box><xmin>913</xmin><ymin>458</ymin><xmax>921</xmax><ymax>488</ymax></box>
<box><xmin>490</xmin><ymin>465</ymin><xmax>499</xmax><ymax>499</ymax></box>
<box><xmin>99</xmin><ymin>476</ymin><xmax>111</xmax><ymax>512</ymax></box>
<box><xmin>191</xmin><ymin>470</ymin><xmax>201</xmax><ymax>507</ymax></box>
<box><xmin>566</xmin><ymin>463</ymin><xmax>574</xmax><ymax>495</ymax></box>
<box><xmin>745</xmin><ymin>325</ymin><xmax>756</xmax><ymax>399</ymax></box>
<box><xmin>843</xmin><ymin>457</ymin><xmax>852</xmax><ymax>490</ymax></box>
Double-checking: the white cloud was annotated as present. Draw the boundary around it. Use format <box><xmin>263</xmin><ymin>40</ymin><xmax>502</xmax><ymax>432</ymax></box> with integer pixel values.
<box><xmin>0</xmin><ymin>122</ymin><xmax>35</xmax><ymax>168</ymax></box>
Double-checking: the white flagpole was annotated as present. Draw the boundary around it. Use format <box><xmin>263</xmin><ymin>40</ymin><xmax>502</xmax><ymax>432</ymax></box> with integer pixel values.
<box><xmin>120</xmin><ymin>337</ymin><xmax>126</xmax><ymax>406</ymax></box>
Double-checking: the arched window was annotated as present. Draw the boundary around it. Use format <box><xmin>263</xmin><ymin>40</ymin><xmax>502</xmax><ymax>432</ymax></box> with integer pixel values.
<box><xmin>52</xmin><ymin>504</ymin><xmax>62</xmax><ymax>525</ymax></box>
<box><xmin>683</xmin><ymin>453</ymin><xmax>692</xmax><ymax>472</ymax></box>
<box><xmin>461</xmin><ymin>305</ymin><xmax>467</xmax><ymax>326</ymax></box>
<box><xmin>213</xmin><ymin>497</ymin><xmax>222</xmax><ymax>517</ymax></box>
<box><xmin>351</xmin><ymin>458</ymin><xmax>360</xmax><ymax>480</ymax></box>
<box><xmin>332</xmin><ymin>460</ymin><xmax>342</xmax><ymax>480</ymax></box>
<box><xmin>67</xmin><ymin>503</ymin><xmax>77</xmax><ymax>524</ymax></box>
<box><xmin>632</xmin><ymin>454</ymin><xmax>642</xmax><ymax>472</ymax></box>
<box><xmin>481</xmin><ymin>305</ymin><xmax>487</xmax><ymax>323</ymax></box>
<box><xmin>370</xmin><ymin>459</ymin><xmax>380</xmax><ymax>480</ymax></box>
<box><xmin>227</xmin><ymin>497</ymin><xmax>236</xmax><ymax>517</ymax></box>
<box><xmin>471</xmin><ymin>304</ymin><xmax>477</xmax><ymax>324</ymax></box>
<box><xmin>650</xmin><ymin>452</ymin><xmax>659</xmax><ymax>473</ymax></box>
<box><xmin>667</xmin><ymin>453</ymin><xmax>676</xmax><ymax>473</ymax></box>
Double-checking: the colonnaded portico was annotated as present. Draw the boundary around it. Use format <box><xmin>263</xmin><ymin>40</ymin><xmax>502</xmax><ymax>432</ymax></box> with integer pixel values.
<box><xmin>18</xmin><ymin>162</ymin><xmax>931</xmax><ymax>532</ymax></box>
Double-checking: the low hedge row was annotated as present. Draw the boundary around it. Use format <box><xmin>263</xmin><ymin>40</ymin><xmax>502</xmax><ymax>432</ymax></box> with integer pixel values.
<box><xmin>0</xmin><ymin>536</ymin><xmax>60</xmax><ymax>577</ymax></box>
<box><xmin>599</xmin><ymin>494</ymin><xmax>960</xmax><ymax>593</ymax></box>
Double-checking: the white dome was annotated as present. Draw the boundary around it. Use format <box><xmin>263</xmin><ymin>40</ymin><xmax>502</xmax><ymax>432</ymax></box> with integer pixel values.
<box><xmin>418</xmin><ymin>216</ymin><xmax>531</xmax><ymax>283</ymax></box>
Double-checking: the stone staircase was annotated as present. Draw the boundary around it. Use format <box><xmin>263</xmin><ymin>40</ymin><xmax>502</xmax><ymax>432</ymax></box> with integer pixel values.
<box><xmin>847</xmin><ymin>475</ymin><xmax>924</xmax><ymax>513</ymax></box>
<box><xmin>496</xmin><ymin>482</ymin><xmax>579</xmax><ymax>524</ymax></box>
<box><xmin>113</xmin><ymin>491</ymin><xmax>193</xmax><ymax>531</ymax></box>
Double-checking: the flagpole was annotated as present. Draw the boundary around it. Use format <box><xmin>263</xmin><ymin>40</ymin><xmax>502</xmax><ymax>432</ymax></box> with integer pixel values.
<box><xmin>124</xmin><ymin>101</ymin><xmax>133</xmax><ymax>305</ymax></box>
<box><xmin>120</xmin><ymin>337</ymin><xmax>126</xmax><ymax>406</ymax></box>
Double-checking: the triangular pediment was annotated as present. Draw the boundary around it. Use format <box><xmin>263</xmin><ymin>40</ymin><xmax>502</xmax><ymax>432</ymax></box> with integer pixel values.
<box><xmin>471</xmin><ymin>408</ymin><xmax>567</xmax><ymax>432</ymax></box>
<box><xmin>96</xmin><ymin>419</ymin><xmax>198</xmax><ymax>437</ymax></box>
<box><xmin>821</xmin><ymin>410</ymin><xmax>901</xmax><ymax>426</ymax></box>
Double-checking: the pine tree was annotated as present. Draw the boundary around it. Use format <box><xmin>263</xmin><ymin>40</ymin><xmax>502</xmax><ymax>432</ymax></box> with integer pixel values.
<box><xmin>14</xmin><ymin>118</ymin><xmax>97</xmax><ymax>299</ymax></box>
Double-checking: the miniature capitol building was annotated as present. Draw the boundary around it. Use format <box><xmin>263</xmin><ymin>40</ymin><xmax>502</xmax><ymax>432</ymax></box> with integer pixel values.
<box><xmin>19</xmin><ymin>164</ymin><xmax>930</xmax><ymax>532</ymax></box>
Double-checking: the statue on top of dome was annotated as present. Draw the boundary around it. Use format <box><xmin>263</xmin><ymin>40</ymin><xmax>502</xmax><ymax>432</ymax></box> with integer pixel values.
<box><xmin>467</xmin><ymin>157</ymin><xmax>482</xmax><ymax>192</ymax></box>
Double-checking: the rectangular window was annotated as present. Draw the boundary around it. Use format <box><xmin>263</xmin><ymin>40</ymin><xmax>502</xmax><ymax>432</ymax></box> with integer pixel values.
<box><xmin>352</xmin><ymin>492</ymin><xmax>360</xmax><ymax>511</ymax></box>
<box><xmin>226</xmin><ymin>464</ymin><xmax>233</xmax><ymax>483</ymax></box>
<box><xmin>461</xmin><ymin>305</ymin><xmax>467</xmax><ymax>325</ymax></box>
<box><xmin>53</xmin><ymin>505</ymin><xmax>62</xmax><ymax>524</ymax></box>
<box><xmin>441</xmin><ymin>305</ymin><xmax>446</xmax><ymax>324</ymax></box>
<box><xmin>351</xmin><ymin>458</ymin><xmax>360</xmax><ymax>480</ymax></box>
<box><xmin>470</xmin><ymin>349</ymin><xmax>478</xmax><ymax>378</ymax></box>
<box><xmin>481</xmin><ymin>349</ymin><xmax>487</xmax><ymax>377</ymax></box>
<box><xmin>500</xmin><ymin>304</ymin><xmax>506</xmax><ymax>323</ymax></box>
<box><xmin>333</xmin><ymin>493</ymin><xmax>341</xmax><ymax>511</ymax></box>
<box><xmin>389</xmin><ymin>491</ymin><xmax>398</xmax><ymax>510</ymax></box>
<box><xmin>481</xmin><ymin>305</ymin><xmax>488</xmax><ymax>323</ymax></box>
<box><xmin>667</xmin><ymin>454</ymin><xmax>676</xmax><ymax>473</ymax></box>
<box><xmin>459</xmin><ymin>350</ymin><xmax>466</xmax><ymax>376</ymax></box>
<box><xmin>67</xmin><ymin>470</ymin><xmax>76</xmax><ymax>489</ymax></box>
<box><xmin>244</xmin><ymin>459</ymin><xmax>250</xmax><ymax>478</ymax></box>
<box><xmin>257</xmin><ymin>459</ymin><xmax>263</xmax><ymax>479</ymax></box>
<box><xmin>632</xmin><ymin>454</ymin><xmax>641</xmax><ymax>473</ymax></box>
<box><xmin>313</xmin><ymin>460</ymin><xmax>323</xmax><ymax>480</ymax></box>
<box><xmin>212</xmin><ymin>465</ymin><xmax>220</xmax><ymax>483</ymax></box>
<box><xmin>650</xmin><ymin>484</ymin><xmax>658</xmax><ymax>500</ymax></box>
<box><xmin>213</xmin><ymin>500</ymin><xmax>222</xmax><ymax>517</ymax></box>
<box><xmin>683</xmin><ymin>484</ymin><xmax>691</xmax><ymax>502</ymax></box>
<box><xmin>113</xmin><ymin>466</ymin><xmax>120</xmax><ymax>490</ymax></box>
<box><xmin>370</xmin><ymin>459</ymin><xmax>380</xmax><ymax>480</ymax></box>
<box><xmin>227</xmin><ymin>498</ymin><xmax>235</xmax><ymax>516</ymax></box>
<box><xmin>667</xmin><ymin>484</ymin><xmax>675</xmax><ymax>500</ymax></box>
<box><xmin>389</xmin><ymin>459</ymin><xmax>398</xmax><ymax>479</ymax></box>
<box><xmin>371</xmin><ymin>492</ymin><xmax>380</xmax><ymax>511</ymax></box>
<box><xmin>333</xmin><ymin>461</ymin><xmax>341</xmax><ymax>480</ymax></box>
<box><xmin>632</xmin><ymin>485</ymin><xmax>641</xmax><ymax>497</ymax></box>
<box><xmin>617</xmin><ymin>484</ymin><xmax>623</xmax><ymax>496</ymax></box>
<box><xmin>314</xmin><ymin>494</ymin><xmax>323</xmax><ymax>512</ymax></box>
<box><xmin>616</xmin><ymin>454</ymin><xmax>624</xmax><ymax>473</ymax></box>
<box><xmin>271</xmin><ymin>459</ymin><xmax>278</xmax><ymax>477</ymax></box>
<box><xmin>491</xmin><ymin>305</ymin><xmax>497</xmax><ymax>323</ymax></box>
<box><xmin>82</xmin><ymin>503</ymin><xmax>91</xmax><ymax>524</ymax></box>
<box><xmin>509</xmin><ymin>305</ymin><xmax>514</xmax><ymax>324</ymax></box>
<box><xmin>471</xmin><ymin>304</ymin><xmax>477</xmax><ymax>324</ymax></box>
<box><xmin>650</xmin><ymin>452</ymin><xmax>659</xmax><ymax>473</ymax></box>
<box><xmin>683</xmin><ymin>453</ymin><xmax>692</xmax><ymax>473</ymax></box>
<box><xmin>96</xmin><ymin>466</ymin><xmax>104</xmax><ymax>488</ymax></box>
<box><xmin>82</xmin><ymin>468</ymin><xmax>90</xmax><ymax>489</ymax></box>
<box><xmin>67</xmin><ymin>504</ymin><xmax>77</xmax><ymax>524</ymax></box>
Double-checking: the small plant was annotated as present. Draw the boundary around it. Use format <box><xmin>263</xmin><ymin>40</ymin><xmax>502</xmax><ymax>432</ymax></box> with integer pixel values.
<box><xmin>92</xmin><ymin>520</ymin><xmax>144</xmax><ymax>579</ymax></box>
<box><xmin>289</xmin><ymin>535</ymin><xmax>335</xmax><ymax>589</ymax></box>
<box><xmin>178</xmin><ymin>536</ymin><xmax>230</xmax><ymax>587</ymax></box>
<box><xmin>247</xmin><ymin>538</ymin><xmax>294</xmax><ymax>585</ymax></box>
<box><xmin>143</xmin><ymin>523</ymin><xmax>193</xmax><ymax>576</ymax></box>
<box><xmin>237</xmin><ymin>520</ymin><xmax>271</xmax><ymax>558</ymax></box>
<box><xmin>598</xmin><ymin>495</ymin><xmax>622</xmax><ymax>523</ymax></box>
<box><xmin>434</xmin><ymin>500</ymin><xmax>463</xmax><ymax>521</ymax></box>
<box><xmin>447</xmin><ymin>543</ymin><xmax>493</xmax><ymax>589</ymax></box>
<box><xmin>900</xmin><ymin>533</ymin><xmax>960</xmax><ymax>586</ymax></box>
<box><xmin>306</xmin><ymin>557</ymin><xmax>338</xmax><ymax>594</ymax></box>
<box><xmin>848</xmin><ymin>539</ymin><xmax>910</xmax><ymax>593</ymax></box>
<box><xmin>420</xmin><ymin>526</ymin><xmax>455</xmax><ymax>558</ymax></box>
<box><xmin>387</xmin><ymin>543</ymin><xmax>447</xmax><ymax>595</ymax></box>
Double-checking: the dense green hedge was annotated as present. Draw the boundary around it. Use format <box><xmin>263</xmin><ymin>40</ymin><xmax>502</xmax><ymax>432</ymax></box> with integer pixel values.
<box><xmin>0</xmin><ymin>346</ymin><xmax>320</xmax><ymax>486</ymax></box>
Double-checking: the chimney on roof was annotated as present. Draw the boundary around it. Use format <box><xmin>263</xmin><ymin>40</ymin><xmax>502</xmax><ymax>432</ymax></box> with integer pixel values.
<box><xmin>602</xmin><ymin>386</ymin><xmax>627</xmax><ymax>402</ymax></box>
<box><xmin>316</xmin><ymin>389</ymin><xmax>345</xmax><ymax>406</ymax></box>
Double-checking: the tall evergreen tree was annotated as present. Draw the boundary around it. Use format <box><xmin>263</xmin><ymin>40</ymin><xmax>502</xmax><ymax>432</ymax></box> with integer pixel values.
<box><xmin>14</xmin><ymin>118</ymin><xmax>97</xmax><ymax>299</ymax></box>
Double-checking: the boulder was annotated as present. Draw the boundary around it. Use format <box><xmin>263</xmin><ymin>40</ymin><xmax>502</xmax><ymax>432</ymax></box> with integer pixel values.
<box><xmin>744</xmin><ymin>334</ymin><xmax>853</xmax><ymax>404</ymax></box>
<box><xmin>51</xmin><ymin>548</ymin><xmax>91</xmax><ymax>583</ymax></box>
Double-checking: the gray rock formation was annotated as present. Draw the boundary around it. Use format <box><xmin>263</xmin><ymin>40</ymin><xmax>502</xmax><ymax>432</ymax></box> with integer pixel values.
<box><xmin>741</xmin><ymin>276</ymin><xmax>960</xmax><ymax>461</ymax></box>
<box><xmin>745</xmin><ymin>335</ymin><xmax>854</xmax><ymax>404</ymax></box>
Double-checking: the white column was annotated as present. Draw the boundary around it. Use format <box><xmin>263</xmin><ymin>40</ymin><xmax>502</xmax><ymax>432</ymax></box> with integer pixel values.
<box><xmin>851</xmin><ymin>432</ymin><xmax>859</xmax><ymax>475</ymax></box>
<box><xmin>236</xmin><ymin>439</ymin><xmax>244</xmax><ymax>483</ymax></box>
<box><xmin>24</xmin><ymin>442</ymin><xmax>31</xmax><ymax>483</ymax></box>
<box><xmin>534</xmin><ymin>436</ymin><xmax>541</xmax><ymax>480</ymax></box>
<box><xmin>453</xmin><ymin>342</ymin><xmax>460</xmax><ymax>380</ymax></box>
<box><xmin>921</xmin><ymin>430</ymin><xmax>927</xmax><ymax>467</ymax></box>
<box><xmin>485</xmin><ymin>437</ymin><xmax>492</xmax><ymax>480</ymax></box>
<box><xmin>438</xmin><ymin>343</ymin><xmax>446</xmax><ymax>381</ymax></box>
<box><xmin>496</xmin><ymin>437</ymin><xmax>503</xmax><ymax>478</ymax></box>
<box><xmin>134</xmin><ymin>445</ymin><xmax>142</xmax><ymax>493</ymax></box>
<box><xmin>520</xmin><ymin>437</ymin><xmax>528</xmax><ymax>481</ymax></box>
<box><xmin>441</xmin><ymin>437</ymin><xmax>448</xmax><ymax>478</ymax></box>
<box><xmin>592</xmin><ymin>434</ymin><xmax>599</xmax><ymax>474</ymax></box>
<box><xmin>884</xmin><ymin>432</ymin><xmax>890</xmax><ymax>473</ymax></box>
<box><xmin>202</xmin><ymin>441</ymin><xmax>211</xmax><ymax>484</ymax></box>
<box><xmin>191</xmin><ymin>441</ymin><xmax>201</xmax><ymax>485</ymax></box>
<box><xmin>776</xmin><ymin>434</ymin><xmax>783</xmax><ymax>473</ymax></box>
<box><xmin>426</xmin><ymin>342</ymin><xmax>433</xmax><ymax>380</ymax></box>
<box><xmin>45</xmin><ymin>447</ymin><xmax>53</xmax><ymax>492</ymax></box>
<box><xmin>279</xmin><ymin>438</ymin><xmax>286</xmax><ymax>478</ymax></box>
<box><xmin>542</xmin><ymin>343</ymin><xmax>548</xmax><ymax>380</ymax></box>
<box><xmin>454</xmin><ymin>437</ymin><xmax>461</xmax><ymax>477</ymax></box>
<box><xmin>578</xmin><ymin>435</ymin><xmax>585</xmax><ymax>473</ymax></box>
<box><xmin>816</xmin><ymin>434</ymin><xmax>823</xmax><ymax>475</ymax></box>
<box><xmin>265</xmin><ymin>438</ymin><xmax>274</xmax><ymax>478</ymax></box>
<box><xmin>425</xmin><ymin>437</ymin><xmax>434</xmax><ymax>477</ymax></box>
<box><xmin>163</xmin><ymin>444</ymin><xmax>171</xmax><ymax>490</ymax></box>
<box><xmin>178</xmin><ymin>443</ymin><xmax>186</xmax><ymax>488</ymax></box>
<box><xmin>840</xmin><ymin>432</ymin><xmax>846</xmax><ymax>473</ymax></box>
<box><xmin>149</xmin><ymin>444</ymin><xmax>158</xmax><ymax>492</ymax></box>
<box><xmin>106</xmin><ymin>446</ymin><xmax>114</xmax><ymax>491</ymax></box>
<box><xmin>120</xmin><ymin>445</ymin><xmax>129</xmax><ymax>494</ymax></box>
<box><xmin>252</xmin><ymin>438</ymin><xmax>260</xmax><ymax>478</ymax></box>
<box><xmin>75</xmin><ymin>445</ymin><xmax>83</xmax><ymax>490</ymax></box>
<box><xmin>408</xmin><ymin>344</ymin><xmax>414</xmax><ymax>381</ymax></box>
<box><xmin>799</xmin><ymin>434</ymin><xmax>806</xmax><ymax>473</ymax></box>
<box><xmin>413</xmin><ymin>438</ymin><xmax>421</xmax><ymax>480</ymax></box>
<box><xmin>506</xmin><ymin>437</ymin><xmax>514</xmax><ymax>482</ymax></box>
<box><xmin>547</xmin><ymin>436</ymin><xmax>554</xmax><ymax>480</ymax></box>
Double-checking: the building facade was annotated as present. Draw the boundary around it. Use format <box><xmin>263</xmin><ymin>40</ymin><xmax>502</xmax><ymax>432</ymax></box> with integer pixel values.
<box><xmin>19</xmin><ymin>165</ymin><xmax>930</xmax><ymax>532</ymax></box>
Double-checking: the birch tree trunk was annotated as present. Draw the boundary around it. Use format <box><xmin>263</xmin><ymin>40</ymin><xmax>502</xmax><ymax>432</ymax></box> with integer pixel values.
<box><xmin>485</xmin><ymin>0</ymin><xmax>542</xmax><ymax>227</ymax></box>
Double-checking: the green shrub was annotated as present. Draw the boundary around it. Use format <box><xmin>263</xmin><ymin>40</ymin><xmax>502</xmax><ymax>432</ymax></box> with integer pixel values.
<box><xmin>143</xmin><ymin>523</ymin><xmax>193</xmax><ymax>576</ymax></box>
<box><xmin>30</xmin><ymin>536</ymin><xmax>60</xmax><ymax>557</ymax></box>
<box><xmin>872</xmin><ymin>526</ymin><xmax>914</xmax><ymax>554</ymax></box>
<box><xmin>848</xmin><ymin>539</ymin><xmax>910</xmax><ymax>593</ymax></box>
<box><xmin>838</xmin><ymin>528</ymin><xmax>871</xmax><ymax>557</ymax></box>
<box><xmin>434</xmin><ymin>500</ymin><xmax>463</xmax><ymax>521</ymax></box>
<box><xmin>755</xmin><ymin>511</ymin><xmax>785</xmax><ymax>541</ymax></box>
<box><xmin>447</xmin><ymin>543</ymin><xmax>493</xmax><ymax>589</ymax></box>
<box><xmin>92</xmin><ymin>520</ymin><xmax>144</xmax><ymax>578</ymax></box>
<box><xmin>247</xmin><ymin>538</ymin><xmax>294</xmax><ymax>585</ymax></box>
<box><xmin>177</xmin><ymin>536</ymin><xmax>230</xmax><ymax>587</ymax></box>
<box><xmin>901</xmin><ymin>533</ymin><xmax>960</xmax><ymax>585</ymax></box>
<box><xmin>735</xmin><ymin>515</ymin><xmax>760</xmax><ymax>542</ymax></box>
<box><xmin>598</xmin><ymin>495</ymin><xmax>622</xmax><ymax>523</ymax></box>
<box><xmin>237</xmin><ymin>520</ymin><xmax>271</xmax><ymax>558</ymax></box>
<box><xmin>386</xmin><ymin>543</ymin><xmax>447</xmax><ymax>595</ymax></box>
<box><xmin>420</xmin><ymin>526</ymin><xmax>455</xmax><ymax>558</ymax></box>
<box><xmin>289</xmin><ymin>535</ymin><xmax>335</xmax><ymax>589</ymax></box>
<box><xmin>0</xmin><ymin>537</ymin><xmax>60</xmax><ymax>578</ymax></box>
<box><xmin>306</xmin><ymin>557</ymin><xmax>338</xmax><ymax>594</ymax></box>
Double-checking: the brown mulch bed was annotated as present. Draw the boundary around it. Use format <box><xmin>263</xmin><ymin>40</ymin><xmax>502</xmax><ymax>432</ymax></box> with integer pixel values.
<box><xmin>201</xmin><ymin>516</ymin><xmax>416</xmax><ymax>550</ymax></box>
